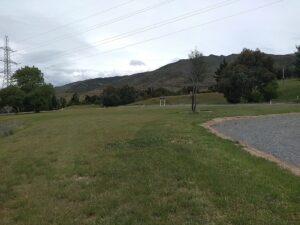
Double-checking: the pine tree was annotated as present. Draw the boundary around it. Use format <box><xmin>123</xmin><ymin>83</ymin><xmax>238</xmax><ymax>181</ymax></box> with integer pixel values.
<box><xmin>69</xmin><ymin>93</ymin><xmax>80</xmax><ymax>105</ymax></box>
<box><xmin>215</xmin><ymin>58</ymin><xmax>228</xmax><ymax>83</ymax></box>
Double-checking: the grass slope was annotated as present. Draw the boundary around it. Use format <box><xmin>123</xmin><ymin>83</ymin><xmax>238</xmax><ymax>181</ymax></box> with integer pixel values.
<box><xmin>276</xmin><ymin>79</ymin><xmax>300</xmax><ymax>102</ymax></box>
<box><xmin>132</xmin><ymin>92</ymin><xmax>227</xmax><ymax>105</ymax></box>
<box><xmin>0</xmin><ymin>105</ymin><xmax>300</xmax><ymax>225</ymax></box>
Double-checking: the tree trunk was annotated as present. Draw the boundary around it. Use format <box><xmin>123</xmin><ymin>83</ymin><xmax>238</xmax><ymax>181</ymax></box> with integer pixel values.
<box><xmin>191</xmin><ymin>85</ymin><xmax>197</xmax><ymax>113</ymax></box>
<box><xmin>191</xmin><ymin>94</ymin><xmax>195</xmax><ymax>112</ymax></box>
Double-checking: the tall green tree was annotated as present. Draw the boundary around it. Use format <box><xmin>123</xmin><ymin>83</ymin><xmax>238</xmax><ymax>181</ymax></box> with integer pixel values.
<box><xmin>69</xmin><ymin>93</ymin><xmax>80</xmax><ymax>105</ymax></box>
<box><xmin>216</xmin><ymin>49</ymin><xmax>278</xmax><ymax>103</ymax></box>
<box><xmin>295</xmin><ymin>45</ymin><xmax>300</xmax><ymax>78</ymax></box>
<box><xmin>11</xmin><ymin>66</ymin><xmax>55</xmax><ymax>113</ymax></box>
<box><xmin>215</xmin><ymin>58</ymin><xmax>228</xmax><ymax>83</ymax></box>
<box><xmin>25</xmin><ymin>84</ymin><xmax>55</xmax><ymax>113</ymax></box>
<box><xmin>51</xmin><ymin>95</ymin><xmax>59</xmax><ymax>110</ymax></box>
<box><xmin>83</xmin><ymin>95</ymin><xmax>101</xmax><ymax>105</ymax></box>
<box><xmin>118</xmin><ymin>85</ymin><xmax>137</xmax><ymax>105</ymax></box>
<box><xmin>101</xmin><ymin>86</ymin><xmax>121</xmax><ymax>107</ymax></box>
<box><xmin>59</xmin><ymin>97</ymin><xmax>67</xmax><ymax>108</ymax></box>
<box><xmin>0</xmin><ymin>86</ymin><xmax>25</xmax><ymax>112</ymax></box>
<box><xmin>12</xmin><ymin>66</ymin><xmax>44</xmax><ymax>92</ymax></box>
<box><xmin>100</xmin><ymin>85</ymin><xmax>138</xmax><ymax>107</ymax></box>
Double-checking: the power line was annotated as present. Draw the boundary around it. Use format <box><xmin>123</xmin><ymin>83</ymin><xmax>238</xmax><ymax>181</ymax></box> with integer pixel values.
<box><xmin>45</xmin><ymin>0</ymin><xmax>283</xmax><ymax>70</ymax></box>
<box><xmin>15</xmin><ymin>0</ymin><xmax>176</xmax><ymax>53</ymax></box>
<box><xmin>16</xmin><ymin>0</ymin><xmax>137</xmax><ymax>43</ymax></box>
<box><xmin>0</xmin><ymin>36</ymin><xmax>18</xmax><ymax>87</ymax></box>
<box><xmin>32</xmin><ymin>0</ymin><xmax>239</xmax><ymax>63</ymax></box>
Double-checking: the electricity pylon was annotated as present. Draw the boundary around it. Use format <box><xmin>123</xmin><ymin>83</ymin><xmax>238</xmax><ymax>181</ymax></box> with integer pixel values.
<box><xmin>0</xmin><ymin>35</ymin><xmax>18</xmax><ymax>87</ymax></box>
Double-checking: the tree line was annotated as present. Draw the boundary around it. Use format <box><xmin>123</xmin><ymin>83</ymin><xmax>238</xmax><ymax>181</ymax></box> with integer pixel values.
<box><xmin>189</xmin><ymin>46</ymin><xmax>300</xmax><ymax>109</ymax></box>
<box><xmin>214</xmin><ymin>48</ymin><xmax>278</xmax><ymax>103</ymax></box>
<box><xmin>70</xmin><ymin>45</ymin><xmax>300</xmax><ymax>109</ymax></box>
<box><xmin>0</xmin><ymin>66</ymin><xmax>66</xmax><ymax>113</ymax></box>
<box><xmin>68</xmin><ymin>86</ymin><xmax>188</xmax><ymax>107</ymax></box>
<box><xmin>1</xmin><ymin>46</ymin><xmax>299</xmax><ymax>113</ymax></box>
<box><xmin>67</xmin><ymin>84</ymin><xmax>215</xmax><ymax>107</ymax></box>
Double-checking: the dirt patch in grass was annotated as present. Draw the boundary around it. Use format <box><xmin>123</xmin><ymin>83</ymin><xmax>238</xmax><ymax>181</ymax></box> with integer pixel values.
<box><xmin>72</xmin><ymin>175</ymin><xmax>92</xmax><ymax>183</ymax></box>
<box><xmin>0</xmin><ymin>120</ymin><xmax>23</xmax><ymax>137</ymax></box>
<box><xmin>170</xmin><ymin>137</ymin><xmax>193</xmax><ymax>145</ymax></box>
<box><xmin>202</xmin><ymin>114</ymin><xmax>300</xmax><ymax>176</ymax></box>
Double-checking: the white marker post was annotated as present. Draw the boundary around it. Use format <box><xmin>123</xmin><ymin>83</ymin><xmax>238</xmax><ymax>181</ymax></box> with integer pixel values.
<box><xmin>160</xmin><ymin>96</ymin><xmax>166</xmax><ymax>107</ymax></box>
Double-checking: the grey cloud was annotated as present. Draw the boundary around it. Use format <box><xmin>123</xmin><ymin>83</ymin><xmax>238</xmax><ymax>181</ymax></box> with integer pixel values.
<box><xmin>45</xmin><ymin>68</ymin><xmax>99</xmax><ymax>86</ymax></box>
<box><xmin>1</xmin><ymin>0</ymin><xmax>298</xmax><ymax>87</ymax></box>
<box><xmin>129</xmin><ymin>59</ymin><xmax>145</xmax><ymax>66</ymax></box>
<box><xmin>1</xmin><ymin>10</ymin><xmax>98</xmax><ymax>66</ymax></box>
<box><xmin>45</xmin><ymin>72</ymin><xmax>74</xmax><ymax>86</ymax></box>
<box><xmin>20</xmin><ymin>50</ymin><xmax>68</xmax><ymax>64</ymax></box>
<box><xmin>47</xmin><ymin>69</ymin><xmax>119</xmax><ymax>86</ymax></box>
<box><xmin>49</xmin><ymin>68</ymin><xmax>94</xmax><ymax>74</ymax></box>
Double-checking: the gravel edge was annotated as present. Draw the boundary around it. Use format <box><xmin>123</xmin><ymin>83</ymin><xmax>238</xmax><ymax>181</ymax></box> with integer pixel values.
<box><xmin>202</xmin><ymin>113</ymin><xmax>300</xmax><ymax>176</ymax></box>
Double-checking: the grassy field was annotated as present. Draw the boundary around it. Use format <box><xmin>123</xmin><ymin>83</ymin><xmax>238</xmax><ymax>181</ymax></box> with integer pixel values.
<box><xmin>276</xmin><ymin>79</ymin><xmax>300</xmax><ymax>102</ymax></box>
<box><xmin>132</xmin><ymin>92</ymin><xmax>227</xmax><ymax>106</ymax></box>
<box><xmin>0</xmin><ymin>104</ymin><xmax>300</xmax><ymax>225</ymax></box>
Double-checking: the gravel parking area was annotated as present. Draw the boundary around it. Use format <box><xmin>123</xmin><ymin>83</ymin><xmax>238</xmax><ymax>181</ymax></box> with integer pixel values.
<box><xmin>212</xmin><ymin>113</ymin><xmax>300</xmax><ymax>167</ymax></box>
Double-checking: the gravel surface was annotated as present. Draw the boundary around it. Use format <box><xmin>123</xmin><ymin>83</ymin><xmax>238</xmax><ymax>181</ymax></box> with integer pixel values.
<box><xmin>212</xmin><ymin>113</ymin><xmax>300</xmax><ymax>167</ymax></box>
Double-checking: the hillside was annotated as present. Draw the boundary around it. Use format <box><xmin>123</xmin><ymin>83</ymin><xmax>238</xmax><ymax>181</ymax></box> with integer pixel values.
<box><xmin>275</xmin><ymin>78</ymin><xmax>300</xmax><ymax>102</ymax></box>
<box><xmin>132</xmin><ymin>92</ymin><xmax>227</xmax><ymax>106</ymax></box>
<box><xmin>55</xmin><ymin>53</ymin><xmax>295</xmax><ymax>96</ymax></box>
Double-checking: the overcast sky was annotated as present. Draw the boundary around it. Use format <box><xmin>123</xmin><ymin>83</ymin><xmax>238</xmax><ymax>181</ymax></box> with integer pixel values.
<box><xmin>1</xmin><ymin>0</ymin><xmax>299</xmax><ymax>86</ymax></box>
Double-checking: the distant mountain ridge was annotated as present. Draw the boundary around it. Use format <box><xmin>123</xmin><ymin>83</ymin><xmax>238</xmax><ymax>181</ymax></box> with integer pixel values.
<box><xmin>55</xmin><ymin>53</ymin><xmax>295</xmax><ymax>95</ymax></box>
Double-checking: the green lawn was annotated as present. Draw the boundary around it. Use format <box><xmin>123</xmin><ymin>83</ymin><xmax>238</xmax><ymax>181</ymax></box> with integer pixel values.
<box><xmin>276</xmin><ymin>79</ymin><xmax>300</xmax><ymax>102</ymax></box>
<box><xmin>0</xmin><ymin>104</ymin><xmax>300</xmax><ymax>225</ymax></box>
<box><xmin>133</xmin><ymin>92</ymin><xmax>227</xmax><ymax>105</ymax></box>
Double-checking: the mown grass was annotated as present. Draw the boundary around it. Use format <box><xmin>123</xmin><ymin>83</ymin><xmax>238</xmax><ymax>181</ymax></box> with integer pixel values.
<box><xmin>0</xmin><ymin>104</ymin><xmax>300</xmax><ymax>225</ymax></box>
<box><xmin>133</xmin><ymin>92</ymin><xmax>227</xmax><ymax>106</ymax></box>
<box><xmin>276</xmin><ymin>79</ymin><xmax>300</xmax><ymax>102</ymax></box>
